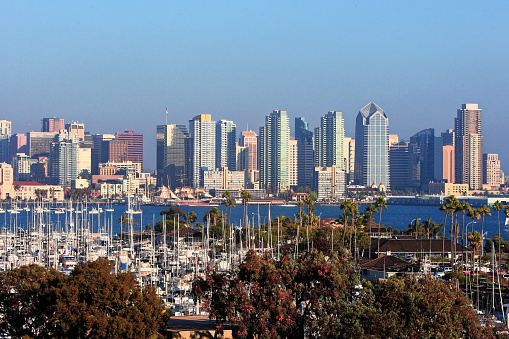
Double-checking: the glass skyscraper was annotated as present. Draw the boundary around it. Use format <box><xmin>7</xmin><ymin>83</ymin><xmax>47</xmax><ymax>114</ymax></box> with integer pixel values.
<box><xmin>354</xmin><ymin>102</ymin><xmax>390</xmax><ymax>188</ymax></box>
<box><xmin>314</xmin><ymin>111</ymin><xmax>344</xmax><ymax>169</ymax></box>
<box><xmin>215</xmin><ymin>120</ymin><xmax>237</xmax><ymax>171</ymax></box>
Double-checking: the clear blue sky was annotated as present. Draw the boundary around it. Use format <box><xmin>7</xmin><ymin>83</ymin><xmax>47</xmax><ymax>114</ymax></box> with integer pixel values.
<box><xmin>1</xmin><ymin>1</ymin><xmax>508</xmax><ymax>172</ymax></box>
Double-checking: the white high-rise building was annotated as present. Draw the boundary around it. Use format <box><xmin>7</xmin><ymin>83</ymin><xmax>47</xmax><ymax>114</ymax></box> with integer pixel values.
<box><xmin>189</xmin><ymin>114</ymin><xmax>216</xmax><ymax>187</ymax></box>
<box><xmin>289</xmin><ymin>137</ymin><xmax>298</xmax><ymax>186</ymax></box>
<box><xmin>12</xmin><ymin>153</ymin><xmax>31</xmax><ymax>181</ymax></box>
<box><xmin>49</xmin><ymin>135</ymin><xmax>79</xmax><ymax>187</ymax></box>
<box><xmin>216</xmin><ymin>120</ymin><xmax>236</xmax><ymax>170</ymax></box>
<box><xmin>483</xmin><ymin>153</ymin><xmax>502</xmax><ymax>187</ymax></box>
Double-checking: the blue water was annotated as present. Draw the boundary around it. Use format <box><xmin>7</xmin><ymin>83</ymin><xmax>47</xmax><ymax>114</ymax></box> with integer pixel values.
<box><xmin>0</xmin><ymin>203</ymin><xmax>506</xmax><ymax>240</ymax></box>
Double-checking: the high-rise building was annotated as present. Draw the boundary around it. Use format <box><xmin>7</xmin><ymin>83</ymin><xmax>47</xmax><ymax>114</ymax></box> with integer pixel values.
<box><xmin>216</xmin><ymin>120</ymin><xmax>236</xmax><ymax>170</ymax></box>
<box><xmin>295</xmin><ymin>117</ymin><xmax>314</xmax><ymax>188</ymax></box>
<box><xmin>0</xmin><ymin>120</ymin><xmax>12</xmax><ymax>163</ymax></box>
<box><xmin>354</xmin><ymin>102</ymin><xmax>390</xmax><ymax>188</ymax></box>
<box><xmin>443</xmin><ymin>145</ymin><xmax>455</xmax><ymax>184</ymax></box>
<box><xmin>260</xmin><ymin>110</ymin><xmax>290</xmax><ymax>192</ymax></box>
<box><xmin>49</xmin><ymin>135</ymin><xmax>79</xmax><ymax>187</ymax></box>
<box><xmin>239</xmin><ymin>131</ymin><xmax>258</xmax><ymax>172</ymax></box>
<box><xmin>289</xmin><ymin>137</ymin><xmax>298</xmax><ymax>186</ymax></box>
<box><xmin>314</xmin><ymin>111</ymin><xmax>344</xmax><ymax>169</ymax></box>
<box><xmin>189</xmin><ymin>114</ymin><xmax>215</xmax><ymax>187</ymax></box>
<box><xmin>27</xmin><ymin>132</ymin><xmax>57</xmax><ymax>159</ymax></box>
<box><xmin>66</xmin><ymin>122</ymin><xmax>85</xmax><ymax>140</ymax></box>
<box><xmin>484</xmin><ymin>153</ymin><xmax>502</xmax><ymax>187</ymax></box>
<box><xmin>314</xmin><ymin>165</ymin><xmax>346</xmax><ymax>200</ymax></box>
<box><xmin>101</xmin><ymin>140</ymin><xmax>128</xmax><ymax>163</ymax></box>
<box><xmin>343</xmin><ymin>137</ymin><xmax>355</xmax><ymax>184</ymax></box>
<box><xmin>409</xmin><ymin>128</ymin><xmax>435</xmax><ymax>190</ymax></box>
<box><xmin>77</xmin><ymin>147</ymin><xmax>92</xmax><ymax>177</ymax></box>
<box><xmin>454</xmin><ymin>104</ymin><xmax>483</xmax><ymax>190</ymax></box>
<box><xmin>116</xmin><ymin>130</ymin><xmax>144</xmax><ymax>171</ymax></box>
<box><xmin>236</xmin><ymin>143</ymin><xmax>248</xmax><ymax>171</ymax></box>
<box><xmin>389</xmin><ymin>141</ymin><xmax>414</xmax><ymax>192</ymax></box>
<box><xmin>156</xmin><ymin>124</ymin><xmax>189</xmax><ymax>188</ymax></box>
<box><xmin>12</xmin><ymin>153</ymin><xmax>31</xmax><ymax>181</ymax></box>
<box><xmin>41</xmin><ymin>117</ymin><xmax>65</xmax><ymax>132</ymax></box>
<box><xmin>9</xmin><ymin>133</ymin><xmax>28</xmax><ymax>161</ymax></box>
<box><xmin>91</xmin><ymin>134</ymin><xmax>115</xmax><ymax>175</ymax></box>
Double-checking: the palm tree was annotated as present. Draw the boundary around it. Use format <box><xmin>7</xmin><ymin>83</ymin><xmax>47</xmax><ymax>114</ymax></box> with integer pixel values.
<box><xmin>439</xmin><ymin>202</ymin><xmax>450</xmax><ymax>267</ymax></box>
<box><xmin>478</xmin><ymin>205</ymin><xmax>491</xmax><ymax>257</ymax></box>
<box><xmin>222</xmin><ymin>190</ymin><xmax>231</xmax><ymax>221</ymax></box>
<box><xmin>241</xmin><ymin>190</ymin><xmax>252</xmax><ymax>238</ymax></box>
<box><xmin>375</xmin><ymin>197</ymin><xmax>387</xmax><ymax>258</ymax></box>
<box><xmin>364</xmin><ymin>204</ymin><xmax>378</xmax><ymax>258</ymax></box>
<box><xmin>340</xmin><ymin>199</ymin><xmax>352</xmax><ymax>252</ymax></box>
<box><xmin>468</xmin><ymin>231</ymin><xmax>482</xmax><ymax>275</ymax></box>
<box><xmin>492</xmin><ymin>200</ymin><xmax>505</xmax><ymax>271</ymax></box>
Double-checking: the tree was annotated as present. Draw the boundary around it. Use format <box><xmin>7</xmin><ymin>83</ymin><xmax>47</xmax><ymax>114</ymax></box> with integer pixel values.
<box><xmin>468</xmin><ymin>231</ymin><xmax>482</xmax><ymax>273</ymax></box>
<box><xmin>364</xmin><ymin>204</ymin><xmax>378</xmax><ymax>259</ymax></box>
<box><xmin>477</xmin><ymin>205</ymin><xmax>491</xmax><ymax>257</ymax></box>
<box><xmin>241</xmin><ymin>190</ymin><xmax>252</xmax><ymax>228</ymax></box>
<box><xmin>0</xmin><ymin>260</ymin><xmax>169</xmax><ymax>338</ymax></box>
<box><xmin>375</xmin><ymin>197</ymin><xmax>387</xmax><ymax>258</ymax></box>
<box><xmin>492</xmin><ymin>200</ymin><xmax>505</xmax><ymax>271</ymax></box>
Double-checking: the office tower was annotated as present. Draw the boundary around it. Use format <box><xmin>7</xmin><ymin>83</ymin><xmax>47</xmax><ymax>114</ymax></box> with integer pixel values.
<box><xmin>77</xmin><ymin>147</ymin><xmax>92</xmax><ymax>177</ymax></box>
<box><xmin>239</xmin><ymin>131</ymin><xmax>258</xmax><ymax>171</ymax></box>
<box><xmin>156</xmin><ymin>124</ymin><xmax>189</xmax><ymax>188</ymax></box>
<box><xmin>389</xmin><ymin>141</ymin><xmax>413</xmax><ymax>192</ymax></box>
<box><xmin>65</xmin><ymin>122</ymin><xmax>85</xmax><ymax>140</ymax></box>
<box><xmin>216</xmin><ymin>120</ymin><xmax>236</xmax><ymax>170</ymax></box>
<box><xmin>409</xmin><ymin>128</ymin><xmax>435</xmax><ymax>190</ymax></box>
<box><xmin>454</xmin><ymin>104</ymin><xmax>483</xmax><ymax>190</ymax></box>
<box><xmin>27</xmin><ymin>132</ymin><xmax>57</xmax><ymax>158</ymax></box>
<box><xmin>441</xmin><ymin>129</ymin><xmax>454</xmax><ymax>146</ymax></box>
<box><xmin>484</xmin><ymin>153</ymin><xmax>502</xmax><ymax>187</ymax></box>
<box><xmin>289</xmin><ymin>137</ymin><xmax>298</xmax><ymax>186</ymax></box>
<box><xmin>343</xmin><ymin>138</ymin><xmax>355</xmax><ymax>184</ymax></box>
<box><xmin>260</xmin><ymin>110</ymin><xmax>290</xmax><ymax>192</ymax></box>
<box><xmin>314</xmin><ymin>165</ymin><xmax>346</xmax><ymax>200</ymax></box>
<box><xmin>41</xmin><ymin>117</ymin><xmax>65</xmax><ymax>132</ymax></box>
<box><xmin>49</xmin><ymin>135</ymin><xmax>79</xmax><ymax>187</ymax></box>
<box><xmin>102</xmin><ymin>140</ymin><xmax>128</xmax><ymax>163</ymax></box>
<box><xmin>443</xmin><ymin>145</ymin><xmax>455</xmax><ymax>183</ymax></box>
<box><xmin>9</xmin><ymin>133</ymin><xmax>28</xmax><ymax>161</ymax></box>
<box><xmin>91</xmin><ymin>134</ymin><xmax>115</xmax><ymax>174</ymax></box>
<box><xmin>295</xmin><ymin>117</ymin><xmax>314</xmax><ymax>188</ymax></box>
<box><xmin>12</xmin><ymin>153</ymin><xmax>31</xmax><ymax>181</ymax></box>
<box><xmin>116</xmin><ymin>130</ymin><xmax>144</xmax><ymax>171</ymax></box>
<box><xmin>189</xmin><ymin>114</ymin><xmax>216</xmax><ymax>187</ymax></box>
<box><xmin>354</xmin><ymin>102</ymin><xmax>390</xmax><ymax>187</ymax></box>
<box><xmin>0</xmin><ymin>120</ymin><xmax>11</xmax><ymax>163</ymax></box>
<box><xmin>314</xmin><ymin>111</ymin><xmax>344</xmax><ymax>169</ymax></box>
<box><xmin>236</xmin><ymin>143</ymin><xmax>248</xmax><ymax>171</ymax></box>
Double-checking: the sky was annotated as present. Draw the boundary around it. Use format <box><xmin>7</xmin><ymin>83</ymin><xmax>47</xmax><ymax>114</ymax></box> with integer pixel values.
<box><xmin>1</xmin><ymin>1</ymin><xmax>508</xmax><ymax>173</ymax></box>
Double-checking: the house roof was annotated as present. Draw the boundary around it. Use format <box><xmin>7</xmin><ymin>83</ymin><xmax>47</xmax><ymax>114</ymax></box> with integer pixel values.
<box><xmin>371</xmin><ymin>238</ymin><xmax>469</xmax><ymax>254</ymax></box>
<box><xmin>13</xmin><ymin>181</ymin><xmax>44</xmax><ymax>186</ymax></box>
<box><xmin>360</xmin><ymin>255</ymin><xmax>420</xmax><ymax>272</ymax></box>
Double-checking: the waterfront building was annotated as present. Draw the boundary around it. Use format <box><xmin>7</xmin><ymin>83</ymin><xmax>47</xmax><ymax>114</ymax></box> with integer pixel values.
<box><xmin>49</xmin><ymin>135</ymin><xmax>80</xmax><ymax>187</ymax></box>
<box><xmin>239</xmin><ymin>130</ymin><xmax>258</xmax><ymax>172</ymax></box>
<box><xmin>314</xmin><ymin>165</ymin><xmax>346</xmax><ymax>200</ymax></box>
<box><xmin>354</xmin><ymin>102</ymin><xmax>390</xmax><ymax>188</ymax></box>
<box><xmin>41</xmin><ymin>117</ymin><xmax>65</xmax><ymax>132</ymax></box>
<box><xmin>289</xmin><ymin>137</ymin><xmax>298</xmax><ymax>186</ymax></box>
<box><xmin>0</xmin><ymin>120</ymin><xmax>11</xmax><ymax>163</ymax></box>
<box><xmin>260</xmin><ymin>110</ymin><xmax>290</xmax><ymax>192</ymax></box>
<box><xmin>216</xmin><ymin>120</ymin><xmax>236</xmax><ymax>171</ymax></box>
<box><xmin>429</xmin><ymin>182</ymin><xmax>468</xmax><ymax>196</ymax></box>
<box><xmin>115</xmin><ymin>130</ymin><xmax>144</xmax><ymax>171</ymax></box>
<box><xmin>295</xmin><ymin>117</ymin><xmax>314</xmax><ymax>188</ymax></box>
<box><xmin>189</xmin><ymin>114</ymin><xmax>215</xmax><ymax>187</ymax></box>
<box><xmin>483</xmin><ymin>153</ymin><xmax>502</xmax><ymax>187</ymax></box>
<box><xmin>156</xmin><ymin>124</ymin><xmax>189</xmax><ymax>188</ymax></box>
<box><xmin>454</xmin><ymin>104</ymin><xmax>483</xmax><ymax>190</ymax></box>
<box><xmin>203</xmin><ymin>167</ymin><xmax>245</xmax><ymax>192</ymax></box>
<box><xmin>314</xmin><ymin>111</ymin><xmax>344</xmax><ymax>169</ymax></box>
<box><xmin>12</xmin><ymin>153</ymin><xmax>31</xmax><ymax>181</ymax></box>
<box><xmin>66</xmin><ymin>122</ymin><xmax>85</xmax><ymax>140</ymax></box>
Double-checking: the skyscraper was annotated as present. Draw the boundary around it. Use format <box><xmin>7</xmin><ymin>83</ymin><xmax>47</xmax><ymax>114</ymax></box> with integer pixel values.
<box><xmin>409</xmin><ymin>128</ymin><xmax>435</xmax><ymax>190</ymax></box>
<box><xmin>156</xmin><ymin>124</ymin><xmax>189</xmax><ymax>188</ymax></box>
<box><xmin>49</xmin><ymin>135</ymin><xmax>79</xmax><ymax>187</ymax></box>
<box><xmin>314</xmin><ymin>111</ymin><xmax>344</xmax><ymax>169</ymax></box>
<box><xmin>260</xmin><ymin>110</ymin><xmax>290</xmax><ymax>192</ymax></box>
<box><xmin>41</xmin><ymin>117</ymin><xmax>65</xmax><ymax>132</ymax></box>
<box><xmin>354</xmin><ymin>102</ymin><xmax>390</xmax><ymax>188</ymax></box>
<box><xmin>295</xmin><ymin>117</ymin><xmax>314</xmax><ymax>188</ymax></box>
<box><xmin>115</xmin><ymin>130</ymin><xmax>144</xmax><ymax>171</ymax></box>
<box><xmin>216</xmin><ymin>120</ymin><xmax>236</xmax><ymax>170</ymax></box>
<box><xmin>484</xmin><ymin>153</ymin><xmax>502</xmax><ymax>187</ymax></box>
<box><xmin>239</xmin><ymin>131</ymin><xmax>258</xmax><ymax>172</ymax></box>
<box><xmin>289</xmin><ymin>137</ymin><xmax>298</xmax><ymax>186</ymax></box>
<box><xmin>0</xmin><ymin>120</ymin><xmax>11</xmax><ymax>163</ymax></box>
<box><xmin>189</xmin><ymin>114</ymin><xmax>215</xmax><ymax>187</ymax></box>
<box><xmin>454</xmin><ymin>104</ymin><xmax>482</xmax><ymax>190</ymax></box>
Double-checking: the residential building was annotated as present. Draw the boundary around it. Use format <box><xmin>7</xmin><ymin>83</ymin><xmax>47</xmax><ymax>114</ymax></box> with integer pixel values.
<box><xmin>239</xmin><ymin>130</ymin><xmax>258</xmax><ymax>171</ymax></box>
<box><xmin>295</xmin><ymin>117</ymin><xmax>314</xmax><ymax>188</ymax></box>
<box><xmin>189</xmin><ymin>114</ymin><xmax>215</xmax><ymax>187</ymax></box>
<box><xmin>428</xmin><ymin>182</ymin><xmax>469</xmax><ymax>196</ymax></box>
<box><xmin>12</xmin><ymin>153</ymin><xmax>31</xmax><ymax>181</ymax></box>
<box><xmin>156</xmin><ymin>124</ymin><xmax>189</xmax><ymax>188</ymax></box>
<box><xmin>78</xmin><ymin>147</ymin><xmax>92</xmax><ymax>177</ymax></box>
<box><xmin>343</xmin><ymin>137</ymin><xmax>355</xmax><ymax>184</ymax></box>
<box><xmin>455</xmin><ymin>104</ymin><xmax>483</xmax><ymax>190</ymax></box>
<box><xmin>216</xmin><ymin>120</ymin><xmax>236</xmax><ymax>170</ymax></box>
<box><xmin>484</xmin><ymin>153</ymin><xmax>502</xmax><ymax>187</ymax></box>
<box><xmin>289</xmin><ymin>138</ymin><xmax>298</xmax><ymax>186</ymax></box>
<box><xmin>203</xmin><ymin>167</ymin><xmax>245</xmax><ymax>192</ymax></box>
<box><xmin>314</xmin><ymin>111</ymin><xmax>344</xmax><ymax>169</ymax></box>
<box><xmin>314</xmin><ymin>166</ymin><xmax>346</xmax><ymax>200</ymax></box>
<box><xmin>0</xmin><ymin>163</ymin><xmax>14</xmax><ymax>200</ymax></box>
<box><xmin>49</xmin><ymin>135</ymin><xmax>80</xmax><ymax>187</ymax></box>
<box><xmin>66</xmin><ymin>122</ymin><xmax>85</xmax><ymax>140</ymax></box>
<box><xmin>354</xmin><ymin>102</ymin><xmax>390</xmax><ymax>188</ymax></box>
<box><xmin>260</xmin><ymin>110</ymin><xmax>290</xmax><ymax>192</ymax></box>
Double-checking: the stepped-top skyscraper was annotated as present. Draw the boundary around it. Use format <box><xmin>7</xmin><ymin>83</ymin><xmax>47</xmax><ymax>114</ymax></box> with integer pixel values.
<box><xmin>189</xmin><ymin>114</ymin><xmax>216</xmax><ymax>187</ymax></box>
<box><xmin>454</xmin><ymin>103</ymin><xmax>482</xmax><ymax>190</ymax></box>
<box><xmin>354</xmin><ymin>102</ymin><xmax>389</xmax><ymax>187</ymax></box>
<box><xmin>260</xmin><ymin>110</ymin><xmax>290</xmax><ymax>192</ymax></box>
<box><xmin>314</xmin><ymin>111</ymin><xmax>344</xmax><ymax>168</ymax></box>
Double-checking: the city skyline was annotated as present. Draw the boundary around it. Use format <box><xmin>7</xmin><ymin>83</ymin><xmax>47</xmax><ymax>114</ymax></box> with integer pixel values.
<box><xmin>1</xmin><ymin>2</ymin><xmax>508</xmax><ymax>172</ymax></box>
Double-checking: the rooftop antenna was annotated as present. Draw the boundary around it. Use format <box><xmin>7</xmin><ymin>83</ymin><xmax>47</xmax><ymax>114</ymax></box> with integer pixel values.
<box><xmin>165</xmin><ymin>107</ymin><xmax>168</xmax><ymax>125</ymax></box>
